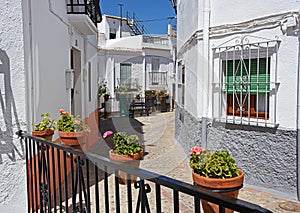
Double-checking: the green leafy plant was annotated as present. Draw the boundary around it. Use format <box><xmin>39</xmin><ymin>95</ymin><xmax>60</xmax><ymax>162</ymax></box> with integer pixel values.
<box><xmin>116</xmin><ymin>83</ymin><xmax>142</xmax><ymax>93</ymax></box>
<box><xmin>103</xmin><ymin>131</ymin><xmax>142</xmax><ymax>155</ymax></box>
<box><xmin>145</xmin><ymin>90</ymin><xmax>156</xmax><ymax>98</ymax></box>
<box><xmin>98</xmin><ymin>83</ymin><xmax>107</xmax><ymax>97</ymax></box>
<box><xmin>190</xmin><ymin>146</ymin><xmax>239</xmax><ymax>179</ymax></box>
<box><xmin>57</xmin><ymin>109</ymin><xmax>90</xmax><ymax>132</ymax></box>
<box><xmin>33</xmin><ymin>113</ymin><xmax>56</xmax><ymax>131</ymax></box>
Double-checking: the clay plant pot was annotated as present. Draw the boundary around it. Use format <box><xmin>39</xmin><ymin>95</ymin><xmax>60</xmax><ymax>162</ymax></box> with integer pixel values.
<box><xmin>109</xmin><ymin>149</ymin><xmax>143</xmax><ymax>184</ymax></box>
<box><xmin>192</xmin><ymin>169</ymin><xmax>244</xmax><ymax>213</ymax></box>
<box><xmin>32</xmin><ymin>129</ymin><xmax>55</xmax><ymax>141</ymax></box>
<box><xmin>58</xmin><ymin>131</ymin><xmax>87</xmax><ymax>146</ymax></box>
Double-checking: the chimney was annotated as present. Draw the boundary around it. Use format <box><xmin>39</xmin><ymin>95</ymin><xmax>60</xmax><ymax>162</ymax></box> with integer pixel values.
<box><xmin>168</xmin><ymin>24</ymin><xmax>172</xmax><ymax>35</ymax></box>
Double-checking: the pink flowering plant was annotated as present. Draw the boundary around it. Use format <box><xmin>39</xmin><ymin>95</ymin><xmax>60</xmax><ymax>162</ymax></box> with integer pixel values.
<box><xmin>57</xmin><ymin>109</ymin><xmax>90</xmax><ymax>132</ymax></box>
<box><xmin>189</xmin><ymin>146</ymin><xmax>239</xmax><ymax>179</ymax></box>
<box><xmin>103</xmin><ymin>131</ymin><xmax>142</xmax><ymax>155</ymax></box>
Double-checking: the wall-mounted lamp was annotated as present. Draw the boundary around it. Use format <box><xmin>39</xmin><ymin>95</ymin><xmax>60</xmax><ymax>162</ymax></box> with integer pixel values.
<box><xmin>65</xmin><ymin>69</ymin><xmax>74</xmax><ymax>89</ymax></box>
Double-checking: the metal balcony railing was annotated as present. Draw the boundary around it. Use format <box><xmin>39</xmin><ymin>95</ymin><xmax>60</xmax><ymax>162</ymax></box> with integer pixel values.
<box><xmin>143</xmin><ymin>36</ymin><xmax>169</xmax><ymax>45</ymax></box>
<box><xmin>17</xmin><ymin>130</ymin><xmax>272</xmax><ymax>213</ymax></box>
<box><xmin>67</xmin><ymin>0</ymin><xmax>102</xmax><ymax>26</ymax></box>
<box><xmin>126</xmin><ymin>12</ymin><xmax>151</xmax><ymax>36</ymax></box>
<box><xmin>149</xmin><ymin>71</ymin><xmax>167</xmax><ymax>86</ymax></box>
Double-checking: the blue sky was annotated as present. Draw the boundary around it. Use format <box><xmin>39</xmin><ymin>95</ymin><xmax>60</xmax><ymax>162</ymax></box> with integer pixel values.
<box><xmin>100</xmin><ymin>0</ymin><xmax>176</xmax><ymax>35</ymax></box>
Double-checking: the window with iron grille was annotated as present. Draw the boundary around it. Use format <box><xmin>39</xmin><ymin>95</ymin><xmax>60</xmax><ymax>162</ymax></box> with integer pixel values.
<box><xmin>177</xmin><ymin>62</ymin><xmax>185</xmax><ymax>106</ymax></box>
<box><xmin>224</xmin><ymin>57</ymin><xmax>270</xmax><ymax>119</ymax></box>
<box><xmin>212</xmin><ymin>35</ymin><xmax>280</xmax><ymax>127</ymax></box>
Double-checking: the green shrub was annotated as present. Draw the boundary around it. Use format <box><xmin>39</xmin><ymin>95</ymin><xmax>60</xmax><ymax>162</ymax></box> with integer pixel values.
<box><xmin>113</xmin><ymin>132</ymin><xmax>142</xmax><ymax>155</ymax></box>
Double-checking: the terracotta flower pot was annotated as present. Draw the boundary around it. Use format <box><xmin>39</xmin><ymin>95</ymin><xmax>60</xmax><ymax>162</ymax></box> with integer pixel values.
<box><xmin>32</xmin><ymin>129</ymin><xmax>54</xmax><ymax>141</ymax></box>
<box><xmin>58</xmin><ymin>131</ymin><xmax>87</xmax><ymax>146</ymax></box>
<box><xmin>109</xmin><ymin>149</ymin><xmax>143</xmax><ymax>184</ymax></box>
<box><xmin>192</xmin><ymin>169</ymin><xmax>244</xmax><ymax>213</ymax></box>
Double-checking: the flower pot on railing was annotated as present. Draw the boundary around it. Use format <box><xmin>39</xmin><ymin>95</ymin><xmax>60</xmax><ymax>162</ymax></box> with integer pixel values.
<box><xmin>192</xmin><ymin>169</ymin><xmax>244</xmax><ymax>213</ymax></box>
<box><xmin>32</xmin><ymin>112</ymin><xmax>56</xmax><ymax>141</ymax></box>
<box><xmin>58</xmin><ymin>131</ymin><xmax>87</xmax><ymax>146</ymax></box>
<box><xmin>103</xmin><ymin>131</ymin><xmax>143</xmax><ymax>184</ymax></box>
<box><xmin>109</xmin><ymin>149</ymin><xmax>143</xmax><ymax>184</ymax></box>
<box><xmin>32</xmin><ymin>129</ymin><xmax>55</xmax><ymax>141</ymax></box>
<box><xmin>190</xmin><ymin>147</ymin><xmax>244</xmax><ymax>213</ymax></box>
<box><xmin>57</xmin><ymin>109</ymin><xmax>90</xmax><ymax>146</ymax></box>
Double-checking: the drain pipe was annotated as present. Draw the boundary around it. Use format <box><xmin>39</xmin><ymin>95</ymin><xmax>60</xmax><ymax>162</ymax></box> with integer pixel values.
<box><xmin>297</xmin><ymin>35</ymin><xmax>300</xmax><ymax>201</ymax></box>
<box><xmin>25</xmin><ymin>0</ymin><xmax>35</xmax><ymax>130</ymax></box>
<box><xmin>201</xmin><ymin>0</ymin><xmax>210</xmax><ymax>148</ymax></box>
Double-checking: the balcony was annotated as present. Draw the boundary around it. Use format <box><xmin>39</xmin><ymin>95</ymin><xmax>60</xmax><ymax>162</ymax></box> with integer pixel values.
<box><xmin>17</xmin><ymin>130</ymin><xmax>272</xmax><ymax>213</ymax></box>
<box><xmin>67</xmin><ymin>0</ymin><xmax>102</xmax><ymax>35</ymax></box>
<box><xmin>149</xmin><ymin>71</ymin><xmax>167</xmax><ymax>86</ymax></box>
<box><xmin>143</xmin><ymin>36</ymin><xmax>169</xmax><ymax>45</ymax></box>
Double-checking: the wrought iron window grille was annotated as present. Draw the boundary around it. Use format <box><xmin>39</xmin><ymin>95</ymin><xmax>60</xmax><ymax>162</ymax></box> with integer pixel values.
<box><xmin>212</xmin><ymin>35</ymin><xmax>281</xmax><ymax>127</ymax></box>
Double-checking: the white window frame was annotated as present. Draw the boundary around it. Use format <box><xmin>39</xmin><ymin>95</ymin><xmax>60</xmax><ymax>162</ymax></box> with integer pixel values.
<box><xmin>177</xmin><ymin>61</ymin><xmax>185</xmax><ymax>106</ymax></box>
<box><xmin>212</xmin><ymin>35</ymin><xmax>280</xmax><ymax>127</ymax></box>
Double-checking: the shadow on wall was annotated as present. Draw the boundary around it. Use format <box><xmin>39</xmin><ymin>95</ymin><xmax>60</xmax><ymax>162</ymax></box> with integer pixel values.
<box><xmin>0</xmin><ymin>49</ymin><xmax>24</xmax><ymax>163</ymax></box>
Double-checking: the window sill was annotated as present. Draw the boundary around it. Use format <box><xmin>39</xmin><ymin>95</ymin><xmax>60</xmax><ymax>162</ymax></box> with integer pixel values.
<box><xmin>213</xmin><ymin>116</ymin><xmax>279</xmax><ymax>128</ymax></box>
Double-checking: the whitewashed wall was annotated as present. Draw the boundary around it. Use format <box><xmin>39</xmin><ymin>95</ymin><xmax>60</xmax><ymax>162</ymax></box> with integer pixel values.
<box><xmin>176</xmin><ymin>0</ymin><xmax>199</xmax><ymax>50</ymax></box>
<box><xmin>24</xmin><ymin>0</ymin><xmax>99</xmax><ymax>120</ymax></box>
<box><xmin>0</xmin><ymin>0</ymin><xmax>100</xmax><ymax>211</ymax></box>
<box><xmin>176</xmin><ymin>0</ymin><xmax>300</xmax><ymax>199</ymax></box>
<box><xmin>209</xmin><ymin>0</ymin><xmax>300</xmax><ymax>129</ymax></box>
<box><xmin>99</xmin><ymin>15</ymin><xmax>134</xmax><ymax>40</ymax></box>
<box><xmin>210</xmin><ymin>0</ymin><xmax>300</xmax><ymax>26</ymax></box>
<box><xmin>178</xmin><ymin>0</ymin><xmax>300</xmax><ymax>129</ymax></box>
<box><xmin>98</xmin><ymin>15</ymin><xmax>174</xmax><ymax>113</ymax></box>
<box><xmin>0</xmin><ymin>0</ymin><xmax>27</xmax><ymax>211</ymax></box>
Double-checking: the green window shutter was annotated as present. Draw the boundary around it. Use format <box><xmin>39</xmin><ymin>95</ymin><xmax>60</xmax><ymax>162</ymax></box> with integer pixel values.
<box><xmin>223</xmin><ymin>58</ymin><xmax>270</xmax><ymax>94</ymax></box>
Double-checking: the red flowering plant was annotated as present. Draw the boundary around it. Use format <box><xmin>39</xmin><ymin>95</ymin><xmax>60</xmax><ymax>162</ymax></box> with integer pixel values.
<box><xmin>57</xmin><ymin>109</ymin><xmax>90</xmax><ymax>132</ymax></box>
<box><xmin>189</xmin><ymin>146</ymin><xmax>239</xmax><ymax>179</ymax></box>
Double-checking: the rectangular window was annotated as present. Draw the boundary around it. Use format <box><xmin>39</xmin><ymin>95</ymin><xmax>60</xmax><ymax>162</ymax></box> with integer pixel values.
<box><xmin>177</xmin><ymin>62</ymin><xmax>185</xmax><ymax>106</ymax></box>
<box><xmin>120</xmin><ymin>63</ymin><xmax>132</xmax><ymax>86</ymax></box>
<box><xmin>212</xmin><ymin>35</ymin><xmax>280</xmax><ymax>127</ymax></box>
<box><xmin>152</xmin><ymin>58</ymin><xmax>159</xmax><ymax>72</ymax></box>
<box><xmin>223</xmin><ymin>58</ymin><xmax>270</xmax><ymax>119</ymax></box>
<box><xmin>150</xmin><ymin>58</ymin><xmax>160</xmax><ymax>85</ymax></box>
<box><xmin>109</xmin><ymin>28</ymin><xmax>116</xmax><ymax>39</ymax></box>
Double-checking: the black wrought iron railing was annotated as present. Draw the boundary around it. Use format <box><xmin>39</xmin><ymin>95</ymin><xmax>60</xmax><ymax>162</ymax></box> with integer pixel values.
<box><xmin>17</xmin><ymin>130</ymin><xmax>272</xmax><ymax>213</ymax></box>
<box><xmin>126</xmin><ymin>12</ymin><xmax>151</xmax><ymax>36</ymax></box>
<box><xmin>67</xmin><ymin>0</ymin><xmax>102</xmax><ymax>26</ymax></box>
<box><xmin>149</xmin><ymin>71</ymin><xmax>168</xmax><ymax>86</ymax></box>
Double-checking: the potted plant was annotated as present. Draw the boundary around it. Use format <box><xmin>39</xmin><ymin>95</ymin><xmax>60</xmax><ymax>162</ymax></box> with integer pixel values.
<box><xmin>145</xmin><ymin>90</ymin><xmax>156</xmax><ymax>99</ymax></box>
<box><xmin>32</xmin><ymin>113</ymin><xmax>56</xmax><ymax>140</ymax></box>
<box><xmin>57</xmin><ymin>109</ymin><xmax>90</xmax><ymax>146</ymax></box>
<box><xmin>190</xmin><ymin>146</ymin><xmax>244</xmax><ymax>213</ymax></box>
<box><xmin>103</xmin><ymin>131</ymin><xmax>143</xmax><ymax>184</ymax></box>
<box><xmin>98</xmin><ymin>83</ymin><xmax>107</xmax><ymax>98</ymax></box>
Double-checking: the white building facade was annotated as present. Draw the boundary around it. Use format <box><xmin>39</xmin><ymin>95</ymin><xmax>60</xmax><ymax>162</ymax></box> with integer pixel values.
<box><xmin>176</xmin><ymin>0</ymin><xmax>300</xmax><ymax>199</ymax></box>
<box><xmin>98</xmin><ymin>15</ymin><xmax>176</xmax><ymax>114</ymax></box>
<box><xmin>0</xmin><ymin>0</ymin><xmax>101</xmax><ymax>211</ymax></box>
